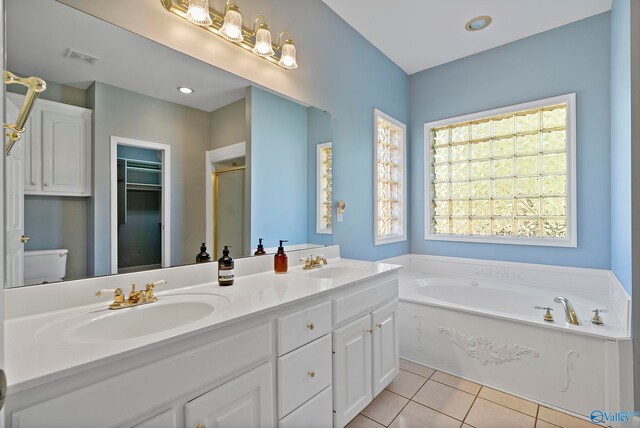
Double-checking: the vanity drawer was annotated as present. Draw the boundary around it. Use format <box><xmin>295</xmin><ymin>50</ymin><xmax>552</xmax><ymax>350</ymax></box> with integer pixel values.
<box><xmin>277</xmin><ymin>301</ymin><xmax>331</xmax><ymax>356</ymax></box>
<box><xmin>277</xmin><ymin>334</ymin><xmax>332</xmax><ymax>418</ymax></box>
<box><xmin>278</xmin><ymin>386</ymin><xmax>332</xmax><ymax>428</ymax></box>
<box><xmin>333</xmin><ymin>279</ymin><xmax>398</xmax><ymax>326</ymax></box>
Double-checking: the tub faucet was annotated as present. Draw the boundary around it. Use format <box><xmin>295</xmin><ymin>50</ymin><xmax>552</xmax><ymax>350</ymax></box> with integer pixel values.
<box><xmin>554</xmin><ymin>296</ymin><xmax>581</xmax><ymax>325</ymax></box>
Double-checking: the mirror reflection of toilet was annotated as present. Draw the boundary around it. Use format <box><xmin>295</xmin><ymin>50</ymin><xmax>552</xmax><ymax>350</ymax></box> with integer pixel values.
<box><xmin>23</xmin><ymin>249</ymin><xmax>68</xmax><ymax>286</ymax></box>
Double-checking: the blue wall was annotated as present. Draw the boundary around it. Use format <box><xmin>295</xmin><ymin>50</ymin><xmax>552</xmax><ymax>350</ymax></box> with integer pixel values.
<box><xmin>610</xmin><ymin>0</ymin><xmax>632</xmax><ymax>294</ymax></box>
<box><xmin>249</xmin><ymin>87</ymin><xmax>308</xmax><ymax>248</ymax></box>
<box><xmin>409</xmin><ymin>13</ymin><xmax>612</xmax><ymax>269</ymax></box>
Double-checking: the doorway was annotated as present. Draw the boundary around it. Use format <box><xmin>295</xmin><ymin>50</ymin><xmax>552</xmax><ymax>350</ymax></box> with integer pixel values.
<box><xmin>110</xmin><ymin>136</ymin><xmax>171</xmax><ymax>274</ymax></box>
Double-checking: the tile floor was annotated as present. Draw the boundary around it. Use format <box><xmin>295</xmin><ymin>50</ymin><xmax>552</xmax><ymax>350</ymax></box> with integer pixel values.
<box><xmin>347</xmin><ymin>358</ymin><xmax>601</xmax><ymax>428</ymax></box>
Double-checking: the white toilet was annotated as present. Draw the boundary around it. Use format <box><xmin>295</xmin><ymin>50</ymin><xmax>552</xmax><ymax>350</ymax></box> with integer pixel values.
<box><xmin>23</xmin><ymin>249</ymin><xmax>69</xmax><ymax>285</ymax></box>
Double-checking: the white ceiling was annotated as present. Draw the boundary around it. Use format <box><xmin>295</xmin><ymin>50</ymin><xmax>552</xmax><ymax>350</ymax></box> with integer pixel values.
<box><xmin>7</xmin><ymin>0</ymin><xmax>251</xmax><ymax>112</ymax></box>
<box><xmin>321</xmin><ymin>0</ymin><xmax>612</xmax><ymax>75</ymax></box>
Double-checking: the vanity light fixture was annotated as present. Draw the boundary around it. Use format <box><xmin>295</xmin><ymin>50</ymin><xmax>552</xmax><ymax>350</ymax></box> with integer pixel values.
<box><xmin>160</xmin><ymin>0</ymin><xmax>299</xmax><ymax>70</ymax></box>
<box><xmin>220</xmin><ymin>0</ymin><xmax>243</xmax><ymax>42</ymax></box>
<box><xmin>185</xmin><ymin>0</ymin><xmax>212</xmax><ymax>25</ymax></box>
<box><xmin>177</xmin><ymin>86</ymin><xmax>194</xmax><ymax>94</ymax></box>
<box><xmin>252</xmin><ymin>16</ymin><xmax>274</xmax><ymax>57</ymax></box>
<box><xmin>277</xmin><ymin>32</ymin><xmax>298</xmax><ymax>70</ymax></box>
<box><xmin>465</xmin><ymin>15</ymin><xmax>492</xmax><ymax>32</ymax></box>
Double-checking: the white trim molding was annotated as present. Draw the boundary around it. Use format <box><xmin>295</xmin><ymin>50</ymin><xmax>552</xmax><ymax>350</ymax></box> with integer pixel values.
<box><xmin>373</xmin><ymin>108</ymin><xmax>407</xmax><ymax>246</ymax></box>
<box><xmin>424</xmin><ymin>93</ymin><xmax>577</xmax><ymax>248</ymax></box>
<box><xmin>110</xmin><ymin>136</ymin><xmax>171</xmax><ymax>274</ymax></box>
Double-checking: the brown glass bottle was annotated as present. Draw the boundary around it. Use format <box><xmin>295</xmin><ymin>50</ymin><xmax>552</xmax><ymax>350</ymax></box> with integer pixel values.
<box><xmin>274</xmin><ymin>240</ymin><xmax>288</xmax><ymax>274</ymax></box>
<box><xmin>218</xmin><ymin>246</ymin><xmax>234</xmax><ymax>286</ymax></box>
<box><xmin>196</xmin><ymin>242</ymin><xmax>211</xmax><ymax>263</ymax></box>
<box><xmin>254</xmin><ymin>238</ymin><xmax>266</xmax><ymax>256</ymax></box>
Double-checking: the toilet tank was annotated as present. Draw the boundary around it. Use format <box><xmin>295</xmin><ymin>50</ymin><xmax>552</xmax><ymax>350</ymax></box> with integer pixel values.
<box><xmin>24</xmin><ymin>249</ymin><xmax>69</xmax><ymax>285</ymax></box>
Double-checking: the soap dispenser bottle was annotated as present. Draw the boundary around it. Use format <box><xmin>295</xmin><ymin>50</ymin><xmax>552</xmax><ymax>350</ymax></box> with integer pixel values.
<box><xmin>196</xmin><ymin>242</ymin><xmax>211</xmax><ymax>263</ymax></box>
<box><xmin>254</xmin><ymin>238</ymin><xmax>266</xmax><ymax>256</ymax></box>
<box><xmin>218</xmin><ymin>246</ymin><xmax>234</xmax><ymax>286</ymax></box>
<box><xmin>274</xmin><ymin>240</ymin><xmax>288</xmax><ymax>274</ymax></box>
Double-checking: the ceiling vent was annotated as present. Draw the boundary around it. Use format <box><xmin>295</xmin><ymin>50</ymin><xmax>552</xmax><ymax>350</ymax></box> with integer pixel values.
<box><xmin>64</xmin><ymin>49</ymin><xmax>99</xmax><ymax>66</ymax></box>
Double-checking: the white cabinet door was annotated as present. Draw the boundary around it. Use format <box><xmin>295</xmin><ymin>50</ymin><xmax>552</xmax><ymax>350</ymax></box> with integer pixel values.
<box><xmin>134</xmin><ymin>409</ymin><xmax>177</xmax><ymax>428</ymax></box>
<box><xmin>332</xmin><ymin>314</ymin><xmax>372</xmax><ymax>428</ymax></box>
<box><xmin>41</xmin><ymin>109</ymin><xmax>90</xmax><ymax>195</ymax></box>
<box><xmin>23</xmin><ymin>109</ymin><xmax>41</xmax><ymax>192</ymax></box>
<box><xmin>371</xmin><ymin>301</ymin><xmax>399</xmax><ymax>396</ymax></box>
<box><xmin>185</xmin><ymin>362</ymin><xmax>274</xmax><ymax>428</ymax></box>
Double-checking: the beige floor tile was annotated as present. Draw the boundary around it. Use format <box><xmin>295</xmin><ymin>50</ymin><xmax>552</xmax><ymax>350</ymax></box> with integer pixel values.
<box><xmin>386</xmin><ymin>369</ymin><xmax>428</xmax><ymax>398</ymax></box>
<box><xmin>465</xmin><ymin>398</ymin><xmax>535</xmax><ymax>428</ymax></box>
<box><xmin>478</xmin><ymin>386</ymin><xmax>538</xmax><ymax>417</ymax></box>
<box><xmin>537</xmin><ymin>407</ymin><xmax>596</xmax><ymax>428</ymax></box>
<box><xmin>413</xmin><ymin>379</ymin><xmax>475</xmax><ymax>421</ymax></box>
<box><xmin>431</xmin><ymin>371</ymin><xmax>482</xmax><ymax>395</ymax></box>
<box><xmin>361</xmin><ymin>390</ymin><xmax>409</xmax><ymax>426</ymax></box>
<box><xmin>346</xmin><ymin>414</ymin><xmax>385</xmax><ymax>428</ymax></box>
<box><xmin>536</xmin><ymin>420</ymin><xmax>561</xmax><ymax>428</ymax></box>
<box><xmin>389</xmin><ymin>401</ymin><xmax>462</xmax><ymax>428</ymax></box>
<box><xmin>399</xmin><ymin>358</ymin><xmax>436</xmax><ymax>378</ymax></box>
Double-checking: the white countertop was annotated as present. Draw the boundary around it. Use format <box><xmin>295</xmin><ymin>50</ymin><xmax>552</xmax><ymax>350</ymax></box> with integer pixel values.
<box><xmin>5</xmin><ymin>257</ymin><xmax>400</xmax><ymax>393</ymax></box>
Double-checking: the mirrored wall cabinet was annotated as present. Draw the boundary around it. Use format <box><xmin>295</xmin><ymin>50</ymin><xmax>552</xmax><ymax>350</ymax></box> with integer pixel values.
<box><xmin>7</xmin><ymin>93</ymin><xmax>92</xmax><ymax>197</ymax></box>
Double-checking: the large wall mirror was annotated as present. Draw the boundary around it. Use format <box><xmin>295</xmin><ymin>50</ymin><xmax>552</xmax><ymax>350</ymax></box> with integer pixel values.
<box><xmin>5</xmin><ymin>0</ymin><xmax>334</xmax><ymax>288</ymax></box>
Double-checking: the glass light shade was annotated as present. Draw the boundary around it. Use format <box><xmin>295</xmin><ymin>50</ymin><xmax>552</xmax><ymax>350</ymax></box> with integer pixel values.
<box><xmin>253</xmin><ymin>27</ymin><xmax>274</xmax><ymax>56</ymax></box>
<box><xmin>220</xmin><ymin>7</ymin><xmax>243</xmax><ymax>42</ymax></box>
<box><xmin>185</xmin><ymin>0</ymin><xmax>212</xmax><ymax>26</ymax></box>
<box><xmin>278</xmin><ymin>42</ymin><xmax>298</xmax><ymax>69</ymax></box>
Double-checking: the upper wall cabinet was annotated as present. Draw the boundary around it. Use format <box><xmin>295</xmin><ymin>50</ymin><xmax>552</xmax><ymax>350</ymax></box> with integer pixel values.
<box><xmin>8</xmin><ymin>94</ymin><xmax>92</xmax><ymax>196</ymax></box>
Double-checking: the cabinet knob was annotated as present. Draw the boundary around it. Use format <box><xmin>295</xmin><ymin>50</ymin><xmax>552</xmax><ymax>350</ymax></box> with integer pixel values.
<box><xmin>30</xmin><ymin>181</ymin><xmax>36</xmax><ymax>185</ymax></box>
<box><xmin>197</xmin><ymin>425</ymin><xmax>206</xmax><ymax>428</ymax></box>
<box><xmin>44</xmin><ymin>183</ymin><xmax>49</xmax><ymax>187</ymax></box>
<box><xmin>376</xmin><ymin>323</ymin><xmax>382</xmax><ymax>328</ymax></box>
<box><xmin>306</xmin><ymin>323</ymin><xmax>314</xmax><ymax>330</ymax></box>
<box><xmin>20</xmin><ymin>235</ymin><xmax>30</xmax><ymax>244</ymax></box>
<box><xmin>367</xmin><ymin>329</ymin><xmax>373</xmax><ymax>334</ymax></box>
<box><xmin>307</xmin><ymin>371</ymin><xmax>315</xmax><ymax>378</ymax></box>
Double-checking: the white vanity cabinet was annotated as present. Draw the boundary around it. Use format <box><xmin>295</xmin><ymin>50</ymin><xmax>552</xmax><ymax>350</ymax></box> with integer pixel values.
<box><xmin>332</xmin><ymin>281</ymin><xmax>400</xmax><ymax>428</ymax></box>
<box><xmin>7</xmin><ymin>94</ymin><xmax>92</xmax><ymax>196</ymax></box>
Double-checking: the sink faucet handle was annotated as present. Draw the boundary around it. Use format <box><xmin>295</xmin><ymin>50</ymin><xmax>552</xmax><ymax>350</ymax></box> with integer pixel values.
<box><xmin>592</xmin><ymin>308</ymin><xmax>608</xmax><ymax>313</ymax></box>
<box><xmin>533</xmin><ymin>306</ymin><xmax>554</xmax><ymax>310</ymax></box>
<box><xmin>591</xmin><ymin>308</ymin><xmax>608</xmax><ymax>325</ymax></box>
<box><xmin>96</xmin><ymin>288</ymin><xmax>120</xmax><ymax>297</ymax></box>
<box><xmin>147</xmin><ymin>280</ymin><xmax>168</xmax><ymax>288</ymax></box>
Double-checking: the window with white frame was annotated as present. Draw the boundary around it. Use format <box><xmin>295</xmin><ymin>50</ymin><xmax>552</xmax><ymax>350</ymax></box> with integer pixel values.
<box><xmin>374</xmin><ymin>109</ymin><xmax>407</xmax><ymax>245</ymax></box>
<box><xmin>316</xmin><ymin>142</ymin><xmax>332</xmax><ymax>234</ymax></box>
<box><xmin>425</xmin><ymin>94</ymin><xmax>576</xmax><ymax>247</ymax></box>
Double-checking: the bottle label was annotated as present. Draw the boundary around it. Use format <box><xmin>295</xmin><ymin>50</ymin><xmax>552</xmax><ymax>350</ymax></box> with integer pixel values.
<box><xmin>219</xmin><ymin>269</ymin><xmax>234</xmax><ymax>280</ymax></box>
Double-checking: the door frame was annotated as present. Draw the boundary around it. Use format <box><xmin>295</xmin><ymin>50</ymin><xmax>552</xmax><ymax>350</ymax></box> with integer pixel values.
<box><xmin>205</xmin><ymin>142</ymin><xmax>245</xmax><ymax>254</ymax></box>
<box><xmin>110</xmin><ymin>136</ymin><xmax>171</xmax><ymax>274</ymax></box>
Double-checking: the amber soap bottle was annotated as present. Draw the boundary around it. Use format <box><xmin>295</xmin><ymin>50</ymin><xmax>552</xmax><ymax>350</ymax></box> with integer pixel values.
<box><xmin>218</xmin><ymin>246</ymin><xmax>234</xmax><ymax>286</ymax></box>
<box><xmin>274</xmin><ymin>240</ymin><xmax>288</xmax><ymax>274</ymax></box>
<box><xmin>254</xmin><ymin>238</ymin><xmax>266</xmax><ymax>256</ymax></box>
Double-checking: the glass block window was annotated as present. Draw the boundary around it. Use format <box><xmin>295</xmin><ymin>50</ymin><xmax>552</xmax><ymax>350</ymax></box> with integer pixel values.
<box><xmin>316</xmin><ymin>142</ymin><xmax>332</xmax><ymax>234</ymax></box>
<box><xmin>425</xmin><ymin>94</ymin><xmax>576</xmax><ymax>247</ymax></box>
<box><xmin>374</xmin><ymin>109</ymin><xmax>407</xmax><ymax>245</ymax></box>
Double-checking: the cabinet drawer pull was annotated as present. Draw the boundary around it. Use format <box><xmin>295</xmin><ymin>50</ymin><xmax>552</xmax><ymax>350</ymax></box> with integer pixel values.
<box><xmin>306</xmin><ymin>323</ymin><xmax>314</xmax><ymax>330</ymax></box>
<box><xmin>197</xmin><ymin>425</ymin><xmax>206</xmax><ymax>428</ymax></box>
<box><xmin>376</xmin><ymin>323</ymin><xmax>382</xmax><ymax>328</ymax></box>
<box><xmin>307</xmin><ymin>370</ymin><xmax>315</xmax><ymax>378</ymax></box>
<box><xmin>367</xmin><ymin>329</ymin><xmax>373</xmax><ymax>334</ymax></box>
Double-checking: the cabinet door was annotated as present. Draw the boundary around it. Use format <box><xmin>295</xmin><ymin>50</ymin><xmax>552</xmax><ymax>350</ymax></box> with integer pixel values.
<box><xmin>133</xmin><ymin>409</ymin><xmax>177</xmax><ymax>428</ymax></box>
<box><xmin>332</xmin><ymin>314</ymin><xmax>372</xmax><ymax>428</ymax></box>
<box><xmin>185</xmin><ymin>362</ymin><xmax>274</xmax><ymax>428</ymax></box>
<box><xmin>41</xmin><ymin>109</ymin><xmax>90</xmax><ymax>195</ymax></box>
<box><xmin>23</xmin><ymin>108</ymin><xmax>41</xmax><ymax>192</ymax></box>
<box><xmin>372</xmin><ymin>301</ymin><xmax>399</xmax><ymax>396</ymax></box>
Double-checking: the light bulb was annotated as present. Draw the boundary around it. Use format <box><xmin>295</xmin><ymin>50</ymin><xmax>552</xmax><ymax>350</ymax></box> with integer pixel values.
<box><xmin>185</xmin><ymin>0</ymin><xmax>212</xmax><ymax>26</ymax></box>
<box><xmin>253</xmin><ymin>26</ymin><xmax>274</xmax><ymax>56</ymax></box>
<box><xmin>278</xmin><ymin>41</ymin><xmax>298</xmax><ymax>69</ymax></box>
<box><xmin>220</xmin><ymin>4</ymin><xmax>243</xmax><ymax>42</ymax></box>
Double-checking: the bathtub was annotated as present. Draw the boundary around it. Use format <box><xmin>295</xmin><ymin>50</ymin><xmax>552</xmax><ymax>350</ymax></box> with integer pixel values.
<box><xmin>383</xmin><ymin>254</ymin><xmax>633</xmax><ymax>420</ymax></box>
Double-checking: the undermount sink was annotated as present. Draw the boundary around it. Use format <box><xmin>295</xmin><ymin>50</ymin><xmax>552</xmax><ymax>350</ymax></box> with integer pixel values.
<box><xmin>305</xmin><ymin>266</ymin><xmax>364</xmax><ymax>279</ymax></box>
<box><xmin>36</xmin><ymin>293</ymin><xmax>230</xmax><ymax>344</ymax></box>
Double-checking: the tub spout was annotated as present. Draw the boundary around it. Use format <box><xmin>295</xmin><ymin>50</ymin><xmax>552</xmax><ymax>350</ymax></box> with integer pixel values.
<box><xmin>554</xmin><ymin>296</ymin><xmax>581</xmax><ymax>325</ymax></box>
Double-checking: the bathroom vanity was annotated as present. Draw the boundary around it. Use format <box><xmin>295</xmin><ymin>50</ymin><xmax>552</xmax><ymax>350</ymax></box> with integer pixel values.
<box><xmin>4</xmin><ymin>247</ymin><xmax>400</xmax><ymax>428</ymax></box>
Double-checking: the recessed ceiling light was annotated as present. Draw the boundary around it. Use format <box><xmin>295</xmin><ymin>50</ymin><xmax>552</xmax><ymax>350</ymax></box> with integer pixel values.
<box><xmin>177</xmin><ymin>86</ymin><xmax>194</xmax><ymax>94</ymax></box>
<box><xmin>465</xmin><ymin>15</ymin><xmax>492</xmax><ymax>32</ymax></box>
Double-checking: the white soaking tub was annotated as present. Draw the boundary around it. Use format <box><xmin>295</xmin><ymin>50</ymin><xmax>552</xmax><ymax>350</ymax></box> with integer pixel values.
<box><xmin>382</xmin><ymin>254</ymin><xmax>633</xmax><ymax>420</ymax></box>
